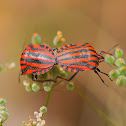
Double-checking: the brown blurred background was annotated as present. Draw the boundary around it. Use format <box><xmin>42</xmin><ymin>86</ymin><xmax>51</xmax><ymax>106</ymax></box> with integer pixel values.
<box><xmin>0</xmin><ymin>0</ymin><xmax>126</xmax><ymax>126</ymax></box>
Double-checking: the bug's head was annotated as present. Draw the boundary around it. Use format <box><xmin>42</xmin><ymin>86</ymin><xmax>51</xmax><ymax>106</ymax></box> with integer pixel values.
<box><xmin>97</xmin><ymin>53</ymin><xmax>104</xmax><ymax>63</ymax></box>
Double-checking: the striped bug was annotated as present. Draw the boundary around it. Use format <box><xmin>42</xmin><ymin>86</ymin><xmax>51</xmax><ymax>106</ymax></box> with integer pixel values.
<box><xmin>56</xmin><ymin>43</ymin><xmax>118</xmax><ymax>86</ymax></box>
<box><xmin>20</xmin><ymin>43</ymin><xmax>57</xmax><ymax>82</ymax></box>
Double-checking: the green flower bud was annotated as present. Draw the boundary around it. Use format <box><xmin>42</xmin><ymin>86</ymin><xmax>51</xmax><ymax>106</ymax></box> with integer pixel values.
<box><xmin>43</xmin><ymin>83</ymin><xmax>51</xmax><ymax>92</ymax></box>
<box><xmin>60</xmin><ymin>70</ymin><xmax>68</xmax><ymax>78</ymax></box>
<box><xmin>115</xmin><ymin>58</ymin><xmax>125</xmax><ymax>68</ymax></box>
<box><xmin>66</xmin><ymin>81</ymin><xmax>74</xmax><ymax>90</ymax></box>
<box><xmin>0</xmin><ymin>98</ymin><xmax>6</xmax><ymax>106</ymax></box>
<box><xmin>23</xmin><ymin>80</ymin><xmax>30</xmax><ymax>87</ymax></box>
<box><xmin>53</xmin><ymin>36</ymin><xmax>62</xmax><ymax>46</ymax></box>
<box><xmin>53</xmin><ymin>31</ymin><xmax>65</xmax><ymax>46</ymax></box>
<box><xmin>32</xmin><ymin>33</ymin><xmax>42</xmax><ymax>45</ymax></box>
<box><xmin>0</xmin><ymin>111</ymin><xmax>9</xmax><ymax>121</ymax></box>
<box><xmin>0</xmin><ymin>64</ymin><xmax>3</xmax><ymax>72</ymax></box>
<box><xmin>116</xmin><ymin>75</ymin><xmax>126</xmax><ymax>87</ymax></box>
<box><xmin>39</xmin><ymin>106</ymin><xmax>47</xmax><ymax>113</ymax></box>
<box><xmin>117</xmin><ymin>67</ymin><xmax>126</xmax><ymax>76</ymax></box>
<box><xmin>25</xmin><ymin>86</ymin><xmax>32</xmax><ymax>92</ymax></box>
<box><xmin>32</xmin><ymin>83</ymin><xmax>40</xmax><ymax>92</ymax></box>
<box><xmin>22</xmin><ymin>121</ymin><xmax>26</xmax><ymax>126</ymax></box>
<box><xmin>0</xmin><ymin>106</ymin><xmax>7</xmax><ymax>112</ymax></box>
<box><xmin>39</xmin><ymin>72</ymin><xmax>48</xmax><ymax>80</ymax></box>
<box><xmin>115</xmin><ymin>47</ymin><xmax>123</xmax><ymax>58</ymax></box>
<box><xmin>105</xmin><ymin>54</ymin><xmax>115</xmax><ymax>65</ymax></box>
<box><xmin>109</xmin><ymin>70</ymin><xmax>118</xmax><ymax>80</ymax></box>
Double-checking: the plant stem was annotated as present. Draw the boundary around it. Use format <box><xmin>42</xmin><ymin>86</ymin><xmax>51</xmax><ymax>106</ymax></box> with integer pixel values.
<box><xmin>75</xmin><ymin>86</ymin><xmax>117</xmax><ymax>126</ymax></box>
<box><xmin>45</xmin><ymin>91</ymin><xmax>51</xmax><ymax>107</ymax></box>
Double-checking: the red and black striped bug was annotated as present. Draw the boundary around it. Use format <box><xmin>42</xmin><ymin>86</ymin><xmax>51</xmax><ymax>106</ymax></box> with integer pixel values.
<box><xmin>20</xmin><ymin>43</ymin><xmax>56</xmax><ymax>82</ymax></box>
<box><xmin>56</xmin><ymin>43</ymin><xmax>117</xmax><ymax>86</ymax></box>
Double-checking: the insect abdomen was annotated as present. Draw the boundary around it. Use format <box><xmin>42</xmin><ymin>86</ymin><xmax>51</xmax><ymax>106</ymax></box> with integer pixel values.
<box><xmin>57</xmin><ymin>43</ymin><xmax>99</xmax><ymax>72</ymax></box>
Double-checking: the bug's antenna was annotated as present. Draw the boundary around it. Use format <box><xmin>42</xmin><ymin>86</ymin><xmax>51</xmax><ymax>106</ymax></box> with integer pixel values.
<box><xmin>19</xmin><ymin>41</ymin><xmax>27</xmax><ymax>83</ymax></box>
<box><xmin>107</xmin><ymin>44</ymin><xmax>119</xmax><ymax>53</ymax></box>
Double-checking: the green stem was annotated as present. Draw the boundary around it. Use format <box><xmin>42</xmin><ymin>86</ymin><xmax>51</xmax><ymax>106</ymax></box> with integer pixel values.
<box><xmin>75</xmin><ymin>86</ymin><xmax>117</xmax><ymax>126</ymax></box>
<box><xmin>45</xmin><ymin>91</ymin><xmax>51</xmax><ymax>107</ymax></box>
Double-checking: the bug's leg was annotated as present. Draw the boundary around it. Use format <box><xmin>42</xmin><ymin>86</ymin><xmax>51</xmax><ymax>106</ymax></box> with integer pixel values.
<box><xmin>55</xmin><ymin>72</ymin><xmax>78</xmax><ymax>82</ymax></box>
<box><xmin>94</xmin><ymin>69</ymin><xmax>108</xmax><ymax>87</ymax></box>
<box><xmin>33</xmin><ymin>79</ymin><xmax>56</xmax><ymax>83</ymax></box>
<box><xmin>96</xmin><ymin>68</ymin><xmax>112</xmax><ymax>81</ymax></box>
<box><xmin>32</xmin><ymin>74</ymin><xmax>34</xmax><ymax>80</ymax></box>
<box><xmin>35</xmin><ymin>75</ymin><xmax>37</xmax><ymax>80</ymax></box>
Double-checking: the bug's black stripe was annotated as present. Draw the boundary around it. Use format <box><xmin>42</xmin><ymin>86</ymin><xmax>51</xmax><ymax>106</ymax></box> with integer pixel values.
<box><xmin>58</xmin><ymin>55</ymin><xmax>98</xmax><ymax>61</ymax></box>
<box><xmin>20</xmin><ymin>58</ymin><xmax>27</xmax><ymax>62</ymax></box>
<box><xmin>27</xmin><ymin>59</ymin><xmax>55</xmax><ymax>65</ymax></box>
<box><xmin>60</xmin><ymin>62</ymin><xmax>97</xmax><ymax>69</ymax></box>
<box><xmin>59</xmin><ymin>62</ymin><xmax>87</xmax><ymax>66</ymax></box>
<box><xmin>58</xmin><ymin>43</ymin><xmax>89</xmax><ymax>52</ymax></box>
<box><xmin>88</xmin><ymin>60</ymin><xmax>99</xmax><ymax>65</ymax></box>
<box><xmin>21</xmin><ymin>52</ymin><xmax>55</xmax><ymax>61</ymax></box>
<box><xmin>22</xmin><ymin>65</ymin><xmax>44</xmax><ymax>73</ymax></box>
<box><xmin>58</xmin><ymin>49</ymin><xmax>96</xmax><ymax>58</ymax></box>
<box><xmin>21</xmin><ymin>68</ymin><xmax>28</xmax><ymax>73</ymax></box>
<box><xmin>28</xmin><ymin>52</ymin><xmax>54</xmax><ymax>60</ymax></box>
<box><xmin>87</xmin><ymin>64</ymin><xmax>96</xmax><ymax>69</ymax></box>
<box><xmin>20</xmin><ymin>64</ymin><xmax>26</xmax><ymax>66</ymax></box>
<box><xmin>28</xmin><ymin>44</ymin><xmax>46</xmax><ymax>51</ymax></box>
<box><xmin>25</xmin><ymin>49</ymin><xmax>30</xmax><ymax>51</ymax></box>
<box><xmin>20</xmin><ymin>58</ymin><xmax>54</xmax><ymax>65</ymax></box>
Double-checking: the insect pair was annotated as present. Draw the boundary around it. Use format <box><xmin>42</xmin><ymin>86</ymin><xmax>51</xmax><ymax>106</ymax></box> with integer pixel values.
<box><xmin>20</xmin><ymin>43</ymin><xmax>117</xmax><ymax>86</ymax></box>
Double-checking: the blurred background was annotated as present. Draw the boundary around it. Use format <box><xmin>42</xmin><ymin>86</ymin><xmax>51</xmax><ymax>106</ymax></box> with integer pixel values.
<box><xmin>0</xmin><ymin>0</ymin><xmax>126</xmax><ymax>125</ymax></box>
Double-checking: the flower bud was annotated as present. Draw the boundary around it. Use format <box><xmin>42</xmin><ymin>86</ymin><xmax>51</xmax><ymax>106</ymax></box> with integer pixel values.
<box><xmin>39</xmin><ymin>106</ymin><xmax>47</xmax><ymax>114</ymax></box>
<box><xmin>0</xmin><ymin>98</ymin><xmax>6</xmax><ymax>106</ymax></box>
<box><xmin>32</xmin><ymin>33</ymin><xmax>42</xmax><ymax>45</ymax></box>
<box><xmin>105</xmin><ymin>54</ymin><xmax>115</xmax><ymax>65</ymax></box>
<box><xmin>115</xmin><ymin>58</ymin><xmax>125</xmax><ymax>68</ymax></box>
<box><xmin>53</xmin><ymin>31</ymin><xmax>65</xmax><ymax>46</ymax></box>
<box><xmin>115</xmin><ymin>47</ymin><xmax>123</xmax><ymax>58</ymax></box>
<box><xmin>66</xmin><ymin>81</ymin><xmax>74</xmax><ymax>90</ymax></box>
<box><xmin>25</xmin><ymin>86</ymin><xmax>32</xmax><ymax>92</ymax></box>
<box><xmin>32</xmin><ymin>83</ymin><xmax>40</xmax><ymax>92</ymax></box>
<box><xmin>109</xmin><ymin>70</ymin><xmax>118</xmax><ymax>80</ymax></box>
<box><xmin>60</xmin><ymin>70</ymin><xmax>68</xmax><ymax>78</ymax></box>
<box><xmin>0</xmin><ymin>111</ymin><xmax>9</xmax><ymax>121</ymax></box>
<box><xmin>7</xmin><ymin>62</ymin><xmax>16</xmax><ymax>70</ymax></box>
<box><xmin>117</xmin><ymin>67</ymin><xmax>126</xmax><ymax>76</ymax></box>
<box><xmin>0</xmin><ymin>106</ymin><xmax>7</xmax><ymax>112</ymax></box>
<box><xmin>43</xmin><ymin>83</ymin><xmax>51</xmax><ymax>92</ymax></box>
<box><xmin>0</xmin><ymin>64</ymin><xmax>3</xmax><ymax>72</ymax></box>
<box><xmin>116</xmin><ymin>75</ymin><xmax>126</xmax><ymax>87</ymax></box>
